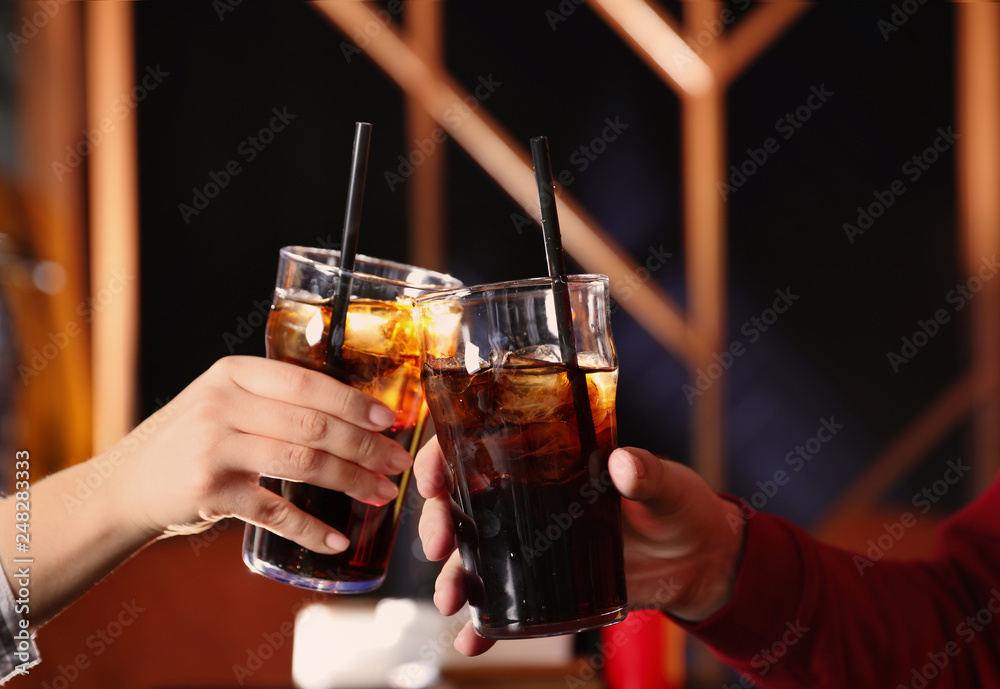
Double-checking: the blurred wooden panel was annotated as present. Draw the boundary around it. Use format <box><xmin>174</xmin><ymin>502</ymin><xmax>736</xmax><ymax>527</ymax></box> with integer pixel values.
<box><xmin>956</xmin><ymin>3</ymin><xmax>1000</xmax><ymax>492</ymax></box>
<box><xmin>405</xmin><ymin>1</ymin><xmax>446</xmax><ymax>273</ymax></box>
<box><xmin>682</xmin><ymin>1</ymin><xmax>727</xmax><ymax>493</ymax></box>
<box><xmin>84</xmin><ymin>1</ymin><xmax>140</xmax><ymax>451</ymax></box>
<box><xmin>817</xmin><ymin>369</ymin><xmax>991</xmax><ymax>536</ymax></box>
<box><xmin>11</xmin><ymin>0</ymin><xmax>91</xmax><ymax>475</ymax></box>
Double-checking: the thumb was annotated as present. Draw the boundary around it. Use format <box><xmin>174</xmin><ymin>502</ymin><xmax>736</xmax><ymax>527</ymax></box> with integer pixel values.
<box><xmin>609</xmin><ymin>446</ymin><xmax>704</xmax><ymax>519</ymax></box>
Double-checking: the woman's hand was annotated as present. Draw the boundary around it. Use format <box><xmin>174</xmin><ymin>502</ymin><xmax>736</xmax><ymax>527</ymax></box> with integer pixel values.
<box><xmin>0</xmin><ymin>355</ymin><xmax>416</xmax><ymax>627</ymax></box>
<box><xmin>112</xmin><ymin>355</ymin><xmax>413</xmax><ymax>553</ymax></box>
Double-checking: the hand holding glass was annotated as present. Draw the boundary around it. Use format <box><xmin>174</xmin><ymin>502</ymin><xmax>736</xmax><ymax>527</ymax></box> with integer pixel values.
<box><xmin>242</xmin><ymin>246</ymin><xmax>460</xmax><ymax>592</ymax></box>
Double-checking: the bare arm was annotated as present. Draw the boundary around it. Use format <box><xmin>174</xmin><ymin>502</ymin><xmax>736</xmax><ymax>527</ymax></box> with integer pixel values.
<box><xmin>0</xmin><ymin>356</ymin><xmax>412</xmax><ymax>627</ymax></box>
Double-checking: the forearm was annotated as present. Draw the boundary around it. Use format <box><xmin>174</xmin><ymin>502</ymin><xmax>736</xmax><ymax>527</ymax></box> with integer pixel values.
<box><xmin>0</xmin><ymin>451</ymin><xmax>155</xmax><ymax>628</ymax></box>
<box><xmin>675</xmin><ymin>510</ymin><xmax>998</xmax><ymax>688</ymax></box>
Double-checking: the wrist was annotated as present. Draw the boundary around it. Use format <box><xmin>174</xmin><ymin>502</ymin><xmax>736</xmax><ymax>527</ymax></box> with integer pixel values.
<box><xmin>667</xmin><ymin>496</ymin><xmax>747</xmax><ymax>622</ymax></box>
<box><xmin>89</xmin><ymin>446</ymin><xmax>162</xmax><ymax>544</ymax></box>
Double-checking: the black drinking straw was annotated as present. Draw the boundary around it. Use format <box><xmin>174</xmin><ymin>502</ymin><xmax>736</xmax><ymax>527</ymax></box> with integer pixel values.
<box><xmin>530</xmin><ymin>136</ymin><xmax>599</xmax><ymax>460</ymax></box>
<box><xmin>325</xmin><ymin>122</ymin><xmax>372</xmax><ymax>377</ymax></box>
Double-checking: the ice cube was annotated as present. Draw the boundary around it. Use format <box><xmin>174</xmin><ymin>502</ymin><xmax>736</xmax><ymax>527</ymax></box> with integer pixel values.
<box><xmin>576</xmin><ymin>351</ymin><xmax>607</xmax><ymax>369</ymax></box>
<box><xmin>523</xmin><ymin>423</ymin><xmax>583</xmax><ymax>481</ymax></box>
<box><xmin>586</xmin><ymin>369</ymin><xmax>617</xmax><ymax>428</ymax></box>
<box><xmin>343</xmin><ymin>298</ymin><xmax>417</xmax><ymax>361</ymax></box>
<box><xmin>424</xmin><ymin>352</ymin><xmax>488</xmax><ymax>379</ymax></box>
<box><xmin>423</xmin><ymin>356</ymin><xmax>465</xmax><ymax>375</ymax></box>
<box><xmin>415</xmin><ymin>302</ymin><xmax>462</xmax><ymax>360</ymax></box>
<box><xmin>463</xmin><ymin>342</ymin><xmax>487</xmax><ymax>375</ymax></box>
<box><xmin>480</xmin><ymin>423</ymin><xmax>583</xmax><ymax>483</ymax></box>
<box><xmin>513</xmin><ymin>344</ymin><xmax>563</xmax><ymax>364</ymax></box>
<box><xmin>424</xmin><ymin>356</ymin><xmax>475</xmax><ymax>393</ymax></box>
<box><xmin>492</xmin><ymin>356</ymin><xmax>571</xmax><ymax>425</ymax></box>
<box><xmin>488</xmin><ymin>349</ymin><xmax>504</xmax><ymax>368</ymax></box>
<box><xmin>266</xmin><ymin>299</ymin><xmax>329</xmax><ymax>369</ymax></box>
<box><xmin>423</xmin><ymin>357</ymin><xmax>493</xmax><ymax>428</ymax></box>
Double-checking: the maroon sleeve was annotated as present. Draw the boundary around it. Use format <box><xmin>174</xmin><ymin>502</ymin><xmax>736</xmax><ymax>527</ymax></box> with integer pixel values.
<box><xmin>671</xmin><ymin>477</ymin><xmax>1000</xmax><ymax>688</ymax></box>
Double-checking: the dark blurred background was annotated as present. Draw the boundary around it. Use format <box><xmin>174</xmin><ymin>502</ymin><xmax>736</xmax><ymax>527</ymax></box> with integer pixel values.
<box><xmin>134</xmin><ymin>0</ymin><xmax>961</xmax><ymax>535</ymax></box>
<box><xmin>3</xmin><ymin>1</ymin><xmax>989</xmax><ymax>687</ymax></box>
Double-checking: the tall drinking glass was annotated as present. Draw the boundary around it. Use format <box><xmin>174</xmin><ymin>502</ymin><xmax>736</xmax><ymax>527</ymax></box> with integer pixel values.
<box><xmin>414</xmin><ymin>275</ymin><xmax>627</xmax><ymax>638</ymax></box>
<box><xmin>242</xmin><ymin>246</ymin><xmax>461</xmax><ymax>592</ymax></box>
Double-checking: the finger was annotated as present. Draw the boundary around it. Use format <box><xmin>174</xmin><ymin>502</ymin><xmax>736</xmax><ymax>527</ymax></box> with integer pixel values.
<box><xmin>418</xmin><ymin>493</ymin><xmax>456</xmax><ymax>562</ymax></box>
<box><xmin>433</xmin><ymin>551</ymin><xmax>468</xmax><ymax>616</ymax></box>
<box><xmin>226</xmin><ymin>434</ymin><xmax>400</xmax><ymax>506</ymax></box>
<box><xmin>414</xmin><ymin>436</ymin><xmax>450</xmax><ymax>499</ymax></box>
<box><xmin>236</xmin><ymin>484</ymin><xmax>350</xmax><ymax>554</ymax></box>
<box><xmin>609</xmin><ymin>447</ymin><xmax>693</xmax><ymax>517</ymax></box>
<box><xmin>454</xmin><ymin>621</ymin><xmax>497</xmax><ymax>657</ymax></box>
<box><xmin>218</xmin><ymin>356</ymin><xmax>399</xmax><ymax>432</ymax></box>
<box><xmin>224</xmin><ymin>386</ymin><xmax>412</xmax><ymax>475</ymax></box>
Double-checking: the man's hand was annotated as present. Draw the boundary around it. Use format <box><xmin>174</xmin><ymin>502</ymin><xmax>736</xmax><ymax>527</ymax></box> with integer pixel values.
<box><xmin>415</xmin><ymin>438</ymin><xmax>746</xmax><ymax>656</ymax></box>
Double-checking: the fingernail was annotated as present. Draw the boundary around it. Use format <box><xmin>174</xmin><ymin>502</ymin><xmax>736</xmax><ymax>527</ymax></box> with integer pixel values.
<box><xmin>369</xmin><ymin>404</ymin><xmax>396</xmax><ymax>429</ymax></box>
<box><xmin>611</xmin><ymin>448</ymin><xmax>642</xmax><ymax>480</ymax></box>
<box><xmin>608</xmin><ymin>448</ymin><xmax>626</xmax><ymax>472</ymax></box>
<box><xmin>325</xmin><ymin>532</ymin><xmax>350</xmax><ymax>553</ymax></box>
<box><xmin>376</xmin><ymin>479</ymin><xmax>399</xmax><ymax>502</ymax></box>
